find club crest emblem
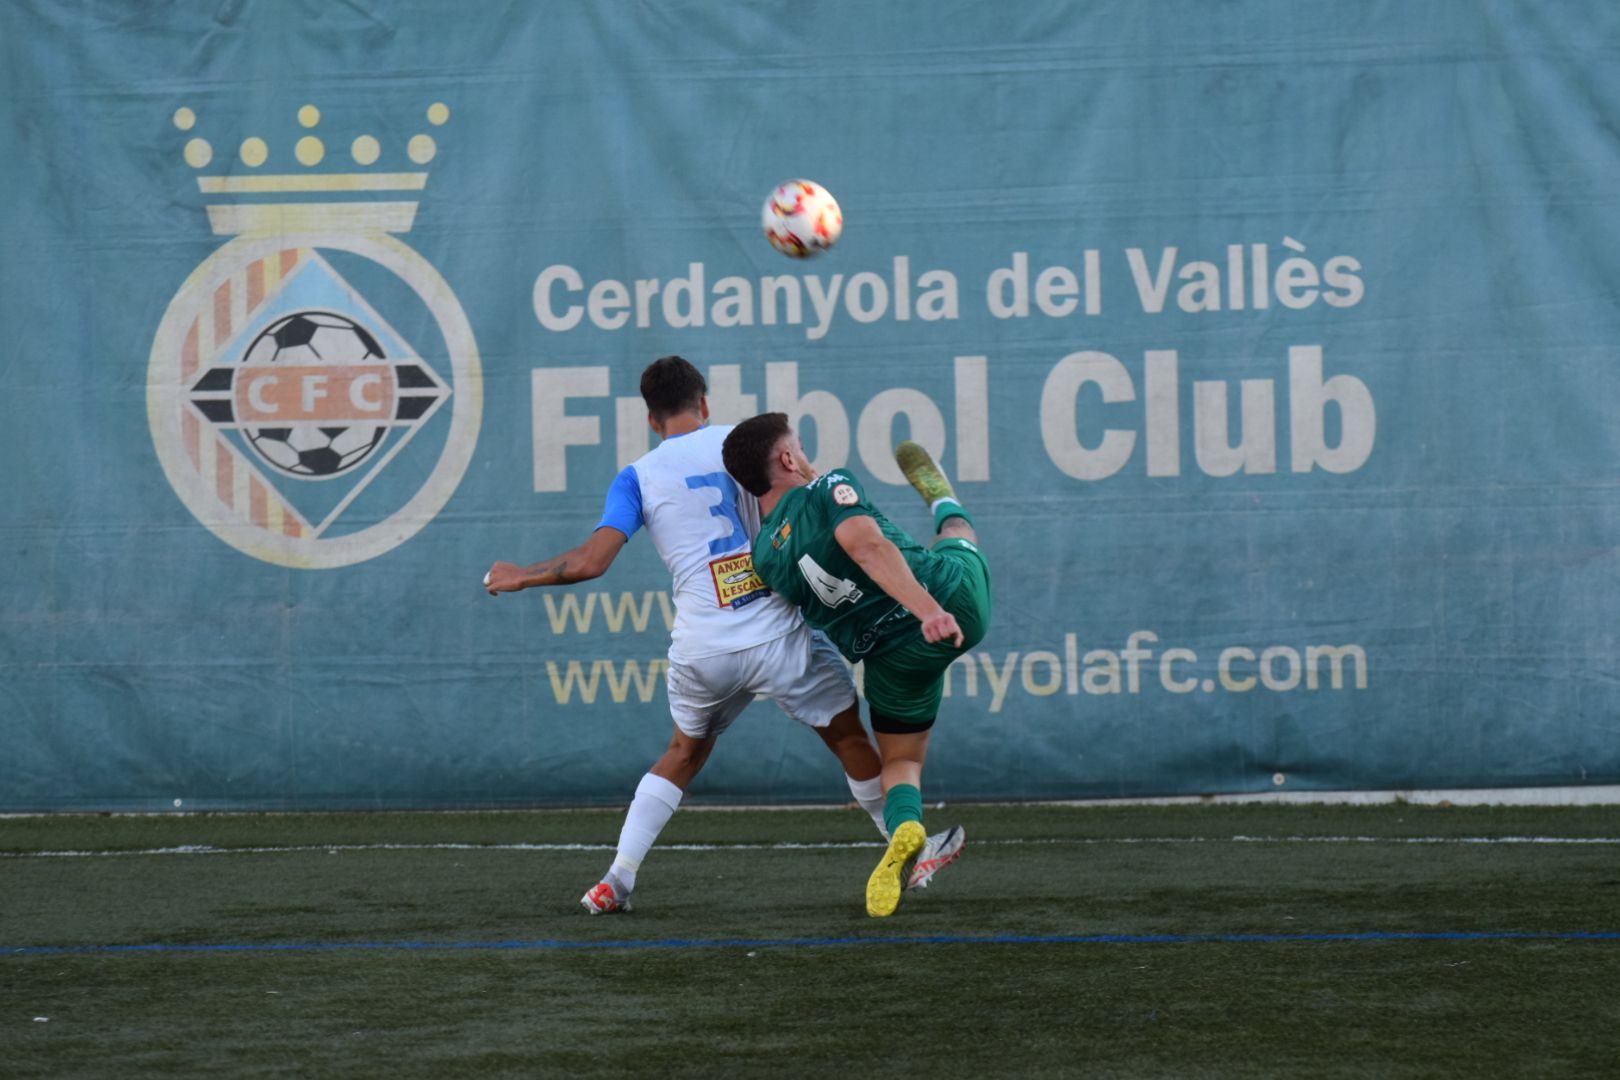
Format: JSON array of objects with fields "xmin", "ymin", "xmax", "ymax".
[{"xmin": 147, "ymin": 102, "xmax": 481, "ymax": 568}]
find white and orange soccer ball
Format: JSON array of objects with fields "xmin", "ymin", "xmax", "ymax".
[{"xmin": 761, "ymin": 179, "xmax": 842, "ymax": 257}]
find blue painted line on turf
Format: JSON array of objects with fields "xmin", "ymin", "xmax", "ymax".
[{"xmin": 5, "ymin": 930, "xmax": 1619, "ymax": 957}]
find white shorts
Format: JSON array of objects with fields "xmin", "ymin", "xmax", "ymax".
[{"xmin": 666, "ymin": 624, "xmax": 856, "ymax": 739}]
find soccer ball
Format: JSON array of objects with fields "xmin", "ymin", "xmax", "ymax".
[
  {"xmin": 242, "ymin": 311, "xmax": 388, "ymax": 479},
  {"xmin": 761, "ymin": 179, "xmax": 842, "ymax": 258}
]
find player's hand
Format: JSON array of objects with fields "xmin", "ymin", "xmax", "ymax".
[
  {"xmin": 920, "ymin": 609, "xmax": 964, "ymax": 648},
  {"xmin": 484, "ymin": 561, "xmax": 524, "ymax": 596}
]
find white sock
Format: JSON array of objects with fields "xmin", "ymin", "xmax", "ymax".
[
  {"xmin": 607, "ymin": 772, "xmax": 684, "ymax": 894},
  {"xmin": 847, "ymin": 773, "xmax": 888, "ymax": 840}
]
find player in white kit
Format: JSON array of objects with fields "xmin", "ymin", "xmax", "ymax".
[{"xmin": 485, "ymin": 357, "xmax": 963, "ymax": 913}]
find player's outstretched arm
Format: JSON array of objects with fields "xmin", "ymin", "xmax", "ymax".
[
  {"xmin": 833, "ymin": 516, "xmax": 964, "ymax": 647},
  {"xmin": 485, "ymin": 528, "xmax": 628, "ymax": 595}
]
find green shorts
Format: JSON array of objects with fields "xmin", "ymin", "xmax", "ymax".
[{"xmin": 863, "ymin": 537, "xmax": 992, "ymax": 728}]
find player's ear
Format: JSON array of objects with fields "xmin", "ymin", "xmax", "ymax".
[
  {"xmin": 699, "ymin": 396, "xmax": 710, "ymax": 422},
  {"xmin": 646, "ymin": 411, "xmax": 659, "ymax": 435}
]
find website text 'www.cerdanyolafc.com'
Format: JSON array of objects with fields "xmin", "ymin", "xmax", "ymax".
[{"xmin": 534, "ymin": 593, "xmax": 1369, "ymax": 710}]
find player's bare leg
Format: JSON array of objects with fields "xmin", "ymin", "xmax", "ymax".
[
  {"xmin": 648, "ymin": 728, "xmax": 718, "ymax": 788},
  {"xmin": 813, "ymin": 702, "xmax": 882, "ymax": 780},
  {"xmin": 896, "ymin": 441, "xmax": 976, "ymax": 544},
  {"xmin": 811, "ymin": 701, "xmax": 892, "ymax": 837},
  {"xmin": 873, "ymin": 727, "xmax": 931, "ymax": 793}
]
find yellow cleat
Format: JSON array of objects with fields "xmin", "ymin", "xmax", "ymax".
[
  {"xmin": 866, "ymin": 820, "xmax": 927, "ymax": 917},
  {"xmin": 895, "ymin": 441, "xmax": 956, "ymax": 506}
]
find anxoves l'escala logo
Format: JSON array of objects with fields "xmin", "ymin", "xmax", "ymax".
[{"xmin": 146, "ymin": 102, "xmax": 482, "ymax": 568}]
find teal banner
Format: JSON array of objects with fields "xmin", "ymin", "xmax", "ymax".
[{"xmin": 3, "ymin": 2, "xmax": 1618, "ymax": 810}]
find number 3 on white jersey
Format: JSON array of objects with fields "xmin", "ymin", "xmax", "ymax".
[{"xmin": 797, "ymin": 554, "xmax": 863, "ymax": 608}]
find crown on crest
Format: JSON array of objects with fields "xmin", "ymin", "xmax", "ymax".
[{"xmin": 173, "ymin": 102, "xmax": 449, "ymax": 235}]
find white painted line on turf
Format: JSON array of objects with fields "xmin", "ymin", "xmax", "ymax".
[{"xmin": 5, "ymin": 835, "xmax": 1620, "ymax": 859}]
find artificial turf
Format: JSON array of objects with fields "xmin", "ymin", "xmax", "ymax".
[{"xmin": 4, "ymin": 803, "xmax": 1619, "ymax": 1077}]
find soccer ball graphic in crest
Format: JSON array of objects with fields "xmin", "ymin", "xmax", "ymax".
[
  {"xmin": 761, "ymin": 179, "xmax": 842, "ymax": 258},
  {"xmin": 242, "ymin": 311, "xmax": 388, "ymax": 478}
]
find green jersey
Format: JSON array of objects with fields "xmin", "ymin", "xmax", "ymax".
[{"xmin": 753, "ymin": 469, "xmax": 964, "ymax": 661}]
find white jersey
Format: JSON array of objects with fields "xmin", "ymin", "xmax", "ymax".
[{"xmin": 596, "ymin": 424, "xmax": 802, "ymax": 662}]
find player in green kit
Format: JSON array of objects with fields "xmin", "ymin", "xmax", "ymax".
[{"xmin": 722, "ymin": 413, "xmax": 992, "ymax": 917}]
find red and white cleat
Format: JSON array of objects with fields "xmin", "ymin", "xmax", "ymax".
[
  {"xmin": 906, "ymin": 825, "xmax": 965, "ymax": 890},
  {"xmin": 580, "ymin": 880, "xmax": 633, "ymax": 915}
]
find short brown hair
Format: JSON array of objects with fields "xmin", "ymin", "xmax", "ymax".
[
  {"xmin": 639, "ymin": 355, "xmax": 706, "ymax": 420},
  {"xmin": 722, "ymin": 412, "xmax": 792, "ymax": 497}
]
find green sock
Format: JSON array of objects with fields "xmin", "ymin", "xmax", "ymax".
[
  {"xmin": 883, "ymin": 783, "xmax": 923, "ymax": 837},
  {"xmin": 932, "ymin": 499, "xmax": 974, "ymax": 534}
]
